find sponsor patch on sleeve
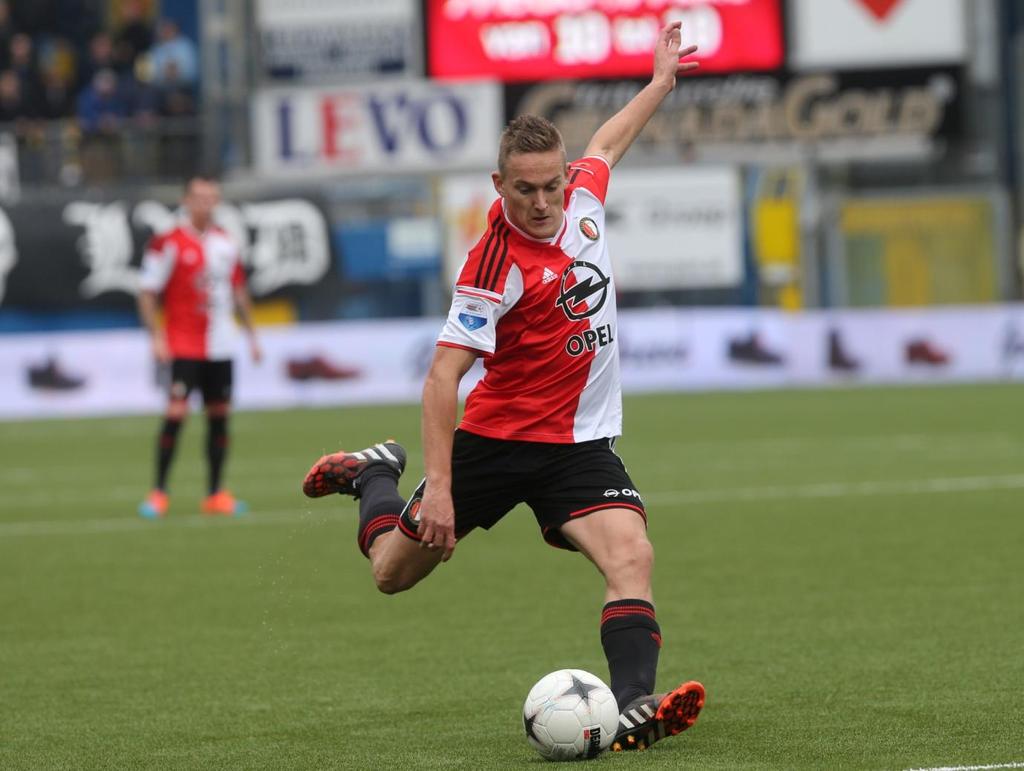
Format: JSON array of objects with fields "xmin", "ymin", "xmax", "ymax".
[{"xmin": 458, "ymin": 313, "xmax": 487, "ymax": 331}]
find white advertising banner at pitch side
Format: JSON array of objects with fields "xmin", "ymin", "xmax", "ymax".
[
  {"xmin": 789, "ymin": 0, "xmax": 966, "ymax": 70},
  {"xmin": 253, "ymin": 80, "xmax": 501, "ymax": 176},
  {"xmin": 3, "ymin": 306, "xmax": 1024, "ymax": 419}
]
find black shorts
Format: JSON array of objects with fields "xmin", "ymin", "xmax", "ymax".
[
  {"xmin": 168, "ymin": 359, "xmax": 233, "ymax": 405},
  {"xmin": 433, "ymin": 429, "xmax": 646, "ymax": 551}
]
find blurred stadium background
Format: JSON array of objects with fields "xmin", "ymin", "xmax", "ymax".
[
  {"xmin": 2, "ymin": 1, "xmax": 1024, "ymax": 769},
  {"xmin": 0, "ymin": 0, "xmax": 1022, "ymax": 410}
]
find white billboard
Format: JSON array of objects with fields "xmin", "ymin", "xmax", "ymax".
[
  {"xmin": 256, "ymin": 0, "xmax": 419, "ymax": 80},
  {"xmin": 256, "ymin": 0, "xmax": 412, "ymax": 25},
  {"xmin": 604, "ymin": 168, "xmax": 743, "ymax": 290},
  {"xmin": 253, "ymin": 81, "xmax": 501, "ymax": 177},
  {"xmin": 440, "ymin": 167, "xmax": 743, "ymax": 291},
  {"xmin": 790, "ymin": 0, "xmax": 966, "ymax": 70},
  {"xmin": 4, "ymin": 306, "xmax": 1024, "ymax": 420}
]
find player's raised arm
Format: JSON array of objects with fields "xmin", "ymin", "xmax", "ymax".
[{"xmin": 583, "ymin": 21, "xmax": 698, "ymax": 169}]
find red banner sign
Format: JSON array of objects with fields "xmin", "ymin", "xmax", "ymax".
[{"xmin": 427, "ymin": 0, "xmax": 784, "ymax": 81}]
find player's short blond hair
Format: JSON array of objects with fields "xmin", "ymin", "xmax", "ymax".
[{"xmin": 497, "ymin": 115, "xmax": 565, "ymax": 175}]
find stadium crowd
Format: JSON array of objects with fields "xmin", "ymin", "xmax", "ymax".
[{"xmin": 0, "ymin": 0, "xmax": 199, "ymax": 182}]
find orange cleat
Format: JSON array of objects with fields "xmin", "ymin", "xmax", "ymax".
[
  {"xmin": 302, "ymin": 441, "xmax": 406, "ymax": 499},
  {"xmin": 138, "ymin": 489, "xmax": 169, "ymax": 519},
  {"xmin": 610, "ymin": 681, "xmax": 705, "ymax": 752},
  {"xmin": 201, "ymin": 490, "xmax": 248, "ymax": 516}
]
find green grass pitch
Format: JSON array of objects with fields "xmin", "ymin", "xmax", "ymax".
[{"xmin": 1, "ymin": 385, "xmax": 1022, "ymax": 770}]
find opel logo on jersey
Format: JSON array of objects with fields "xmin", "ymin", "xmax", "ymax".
[
  {"xmin": 555, "ymin": 261, "xmax": 610, "ymax": 321},
  {"xmin": 579, "ymin": 217, "xmax": 600, "ymax": 241}
]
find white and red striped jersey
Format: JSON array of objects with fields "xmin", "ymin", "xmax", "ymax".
[
  {"xmin": 138, "ymin": 223, "xmax": 245, "ymax": 361},
  {"xmin": 438, "ymin": 156, "xmax": 622, "ymax": 444}
]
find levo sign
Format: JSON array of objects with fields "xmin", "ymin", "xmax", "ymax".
[
  {"xmin": 427, "ymin": 0, "xmax": 783, "ymax": 81},
  {"xmin": 252, "ymin": 81, "xmax": 501, "ymax": 175}
]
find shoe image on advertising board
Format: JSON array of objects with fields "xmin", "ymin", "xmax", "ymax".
[
  {"xmin": 1002, "ymin": 323, "xmax": 1024, "ymax": 365},
  {"xmin": 286, "ymin": 355, "xmax": 361, "ymax": 381},
  {"xmin": 727, "ymin": 332, "xmax": 784, "ymax": 366},
  {"xmin": 905, "ymin": 339, "xmax": 950, "ymax": 366},
  {"xmin": 827, "ymin": 329, "xmax": 860, "ymax": 372},
  {"xmin": 26, "ymin": 358, "xmax": 86, "ymax": 391}
]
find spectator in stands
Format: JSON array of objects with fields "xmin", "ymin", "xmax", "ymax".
[
  {"xmin": 8, "ymin": 33, "xmax": 42, "ymax": 114},
  {"xmin": 155, "ymin": 60, "xmax": 195, "ymax": 117},
  {"xmin": 77, "ymin": 66, "xmax": 132, "ymax": 181},
  {"xmin": 0, "ymin": 67, "xmax": 27, "ymax": 123},
  {"xmin": 78, "ymin": 31, "xmax": 116, "ymax": 91},
  {"xmin": 148, "ymin": 19, "xmax": 197, "ymax": 87},
  {"xmin": 0, "ymin": 2, "xmax": 15, "ymax": 71},
  {"xmin": 37, "ymin": 67, "xmax": 73, "ymax": 119},
  {"xmin": 113, "ymin": 0, "xmax": 152, "ymax": 74},
  {"xmin": 76, "ymin": 67, "xmax": 128, "ymax": 133}
]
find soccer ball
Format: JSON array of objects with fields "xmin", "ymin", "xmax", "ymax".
[{"xmin": 522, "ymin": 669, "xmax": 620, "ymax": 761}]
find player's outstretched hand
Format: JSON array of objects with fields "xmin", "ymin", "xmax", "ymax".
[
  {"xmin": 417, "ymin": 485, "xmax": 457, "ymax": 561},
  {"xmin": 653, "ymin": 21, "xmax": 699, "ymax": 89}
]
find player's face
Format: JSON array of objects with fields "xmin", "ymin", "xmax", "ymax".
[
  {"xmin": 184, "ymin": 179, "xmax": 221, "ymax": 230},
  {"xmin": 493, "ymin": 149, "xmax": 568, "ymax": 240}
]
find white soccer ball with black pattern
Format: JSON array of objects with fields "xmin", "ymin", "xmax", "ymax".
[{"xmin": 522, "ymin": 669, "xmax": 620, "ymax": 761}]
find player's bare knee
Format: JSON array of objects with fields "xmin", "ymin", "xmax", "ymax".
[
  {"xmin": 167, "ymin": 400, "xmax": 188, "ymax": 420},
  {"xmin": 205, "ymin": 401, "xmax": 229, "ymax": 418},
  {"xmin": 374, "ymin": 575, "xmax": 405, "ymax": 595},
  {"xmin": 372, "ymin": 559, "xmax": 421, "ymax": 595},
  {"xmin": 605, "ymin": 534, "xmax": 654, "ymax": 582},
  {"xmin": 372, "ymin": 563, "xmax": 405, "ymax": 594}
]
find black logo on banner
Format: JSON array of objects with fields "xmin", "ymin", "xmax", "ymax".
[{"xmin": 555, "ymin": 260, "xmax": 609, "ymax": 321}]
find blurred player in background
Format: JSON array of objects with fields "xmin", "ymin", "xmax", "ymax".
[
  {"xmin": 137, "ymin": 174, "xmax": 262, "ymax": 518},
  {"xmin": 303, "ymin": 21, "xmax": 703, "ymax": 753}
]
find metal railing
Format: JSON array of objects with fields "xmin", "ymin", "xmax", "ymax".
[{"xmin": 0, "ymin": 117, "xmax": 203, "ymax": 189}]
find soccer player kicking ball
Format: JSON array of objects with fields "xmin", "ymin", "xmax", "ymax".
[
  {"xmin": 137, "ymin": 174, "xmax": 262, "ymax": 518},
  {"xmin": 303, "ymin": 22, "xmax": 705, "ymax": 752}
]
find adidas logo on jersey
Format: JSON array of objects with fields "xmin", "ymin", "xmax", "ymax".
[{"xmin": 542, "ymin": 267, "xmax": 558, "ymax": 284}]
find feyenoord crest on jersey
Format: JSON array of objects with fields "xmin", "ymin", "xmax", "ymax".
[
  {"xmin": 556, "ymin": 261, "xmax": 611, "ymax": 321},
  {"xmin": 579, "ymin": 217, "xmax": 600, "ymax": 241}
]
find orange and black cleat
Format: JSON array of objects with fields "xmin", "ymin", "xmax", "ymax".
[
  {"xmin": 302, "ymin": 441, "xmax": 406, "ymax": 499},
  {"xmin": 201, "ymin": 490, "xmax": 248, "ymax": 516},
  {"xmin": 610, "ymin": 681, "xmax": 705, "ymax": 752},
  {"xmin": 138, "ymin": 489, "xmax": 168, "ymax": 519}
]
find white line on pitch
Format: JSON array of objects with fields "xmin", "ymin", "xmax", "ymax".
[
  {"xmin": 0, "ymin": 509, "xmax": 340, "ymax": 538},
  {"xmin": 905, "ymin": 762, "xmax": 1024, "ymax": 771},
  {"xmin": 642, "ymin": 474, "xmax": 1024, "ymax": 505},
  {"xmin": 2, "ymin": 472, "xmax": 1024, "ymax": 539}
]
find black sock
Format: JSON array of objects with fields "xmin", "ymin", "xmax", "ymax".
[
  {"xmin": 155, "ymin": 417, "xmax": 183, "ymax": 491},
  {"xmin": 355, "ymin": 466, "xmax": 404, "ymax": 558},
  {"xmin": 600, "ymin": 599, "xmax": 662, "ymax": 711},
  {"xmin": 206, "ymin": 415, "xmax": 228, "ymax": 494}
]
